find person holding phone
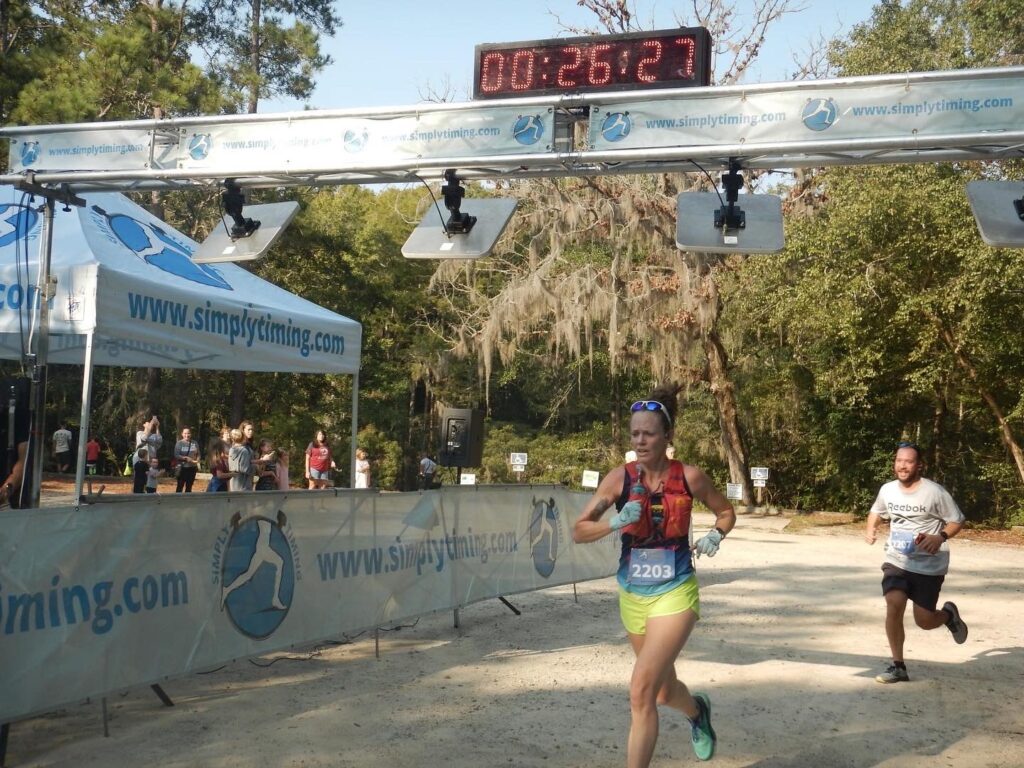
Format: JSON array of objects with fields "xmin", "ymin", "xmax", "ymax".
[{"xmin": 573, "ymin": 383, "xmax": 735, "ymax": 766}]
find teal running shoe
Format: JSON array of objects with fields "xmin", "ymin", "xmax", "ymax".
[{"xmin": 690, "ymin": 692, "xmax": 717, "ymax": 761}]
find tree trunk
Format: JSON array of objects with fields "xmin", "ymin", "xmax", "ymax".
[
  {"xmin": 938, "ymin": 323, "xmax": 1024, "ymax": 486},
  {"xmin": 230, "ymin": 371, "xmax": 246, "ymax": 427},
  {"xmin": 703, "ymin": 329, "xmax": 753, "ymax": 508}
]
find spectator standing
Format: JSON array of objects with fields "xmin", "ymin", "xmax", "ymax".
[
  {"xmin": 206, "ymin": 441, "xmax": 231, "ymax": 492},
  {"xmin": 53, "ymin": 423, "xmax": 73, "ymax": 473},
  {"xmin": 85, "ymin": 435, "xmax": 102, "ymax": 476},
  {"xmin": 228, "ymin": 429, "xmax": 253, "ymax": 492},
  {"xmin": 132, "ymin": 447, "xmax": 150, "ymax": 494},
  {"xmin": 305, "ymin": 430, "xmax": 333, "ymax": 489},
  {"xmin": 0, "ymin": 377, "xmax": 30, "ymax": 508},
  {"xmin": 354, "ymin": 448, "xmax": 371, "ymax": 489},
  {"xmin": 255, "ymin": 439, "xmax": 279, "ymax": 491},
  {"xmin": 135, "ymin": 416, "xmax": 163, "ymax": 463},
  {"xmin": 419, "ymin": 454, "xmax": 437, "ymax": 490},
  {"xmin": 173, "ymin": 427, "xmax": 201, "ymax": 493}
]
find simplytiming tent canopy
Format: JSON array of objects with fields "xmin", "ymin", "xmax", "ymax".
[{"xmin": 0, "ymin": 185, "xmax": 361, "ymax": 373}]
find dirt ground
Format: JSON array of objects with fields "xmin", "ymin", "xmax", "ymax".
[{"xmin": 7, "ymin": 507, "xmax": 1024, "ymax": 768}]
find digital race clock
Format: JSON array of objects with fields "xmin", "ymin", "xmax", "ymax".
[{"xmin": 473, "ymin": 27, "xmax": 712, "ymax": 100}]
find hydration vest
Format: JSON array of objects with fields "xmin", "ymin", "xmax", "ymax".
[{"xmin": 618, "ymin": 460, "xmax": 694, "ymax": 542}]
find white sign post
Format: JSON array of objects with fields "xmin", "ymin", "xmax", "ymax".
[
  {"xmin": 510, "ymin": 452, "xmax": 528, "ymax": 481},
  {"xmin": 750, "ymin": 467, "xmax": 769, "ymax": 505},
  {"xmin": 582, "ymin": 470, "xmax": 600, "ymax": 489},
  {"xmin": 726, "ymin": 482, "xmax": 743, "ymax": 500}
]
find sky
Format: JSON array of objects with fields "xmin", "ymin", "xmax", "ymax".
[{"xmin": 266, "ymin": 0, "xmax": 880, "ymax": 113}]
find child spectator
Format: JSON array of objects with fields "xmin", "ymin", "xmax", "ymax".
[
  {"xmin": 146, "ymin": 457, "xmax": 163, "ymax": 494},
  {"xmin": 132, "ymin": 447, "xmax": 149, "ymax": 494}
]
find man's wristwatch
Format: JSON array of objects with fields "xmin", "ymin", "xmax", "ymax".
[
  {"xmin": 939, "ymin": 531, "xmax": 949, "ymax": 541},
  {"xmin": 714, "ymin": 526, "xmax": 727, "ymax": 538}
]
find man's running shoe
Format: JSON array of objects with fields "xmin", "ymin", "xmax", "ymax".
[
  {"xmin": 875, "ymin": 664, "xmax": 909, "ymax": 684},
  {"xmin": 943, "ymin": 601, "xmax": 968, "ymax": 644},
  {"xmin": 690, "ymin": 692, "xmax": 717, "ymax": 761}
]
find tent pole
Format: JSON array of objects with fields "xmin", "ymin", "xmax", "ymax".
[
  {"xmin": 73, "ymin": 331, "xmax": 95, "ymax": 503},
  {"xmin": 350, "ymin": 370, "xmax": 359, "ymax": 489},
  {"xmin": 25, "ymin": 197, "xmax": 56, "ymax": 510}
]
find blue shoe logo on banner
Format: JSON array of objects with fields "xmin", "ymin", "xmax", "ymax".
[
  {"xmin": 19, "ymin": 141, "xmax": 40, "ymax": 167},
  {"xmin": 343, "ymin": 129, "xmax": 368, "ymax": 153},
  {"xmin": 600, "ymin": 112, "xmax": 632, "ymax": 143},
  {"xmin": 802, "ymin": 98, "xmax": 839, "ymax": 131},
  {"xmin": 0, "ymin": 204, "xmax": 40, "ymax": 247},
  {"xmin": 529, "ymin": 496, "xmax": 561, "ymax": 578},
  {"xmin": 187, "ymin": 133, "xmax": 212, "ymax": 161},
  {"xmin": 512, "ymin": 115, "xmax": 544, "ymax": 145},
  {"xmin": 221, "ymin": 514, "xmax": 295, "ymax": 640},
  {"xmin": 94, "ymin": 205, "xmax": 232, "ymax": 290}
]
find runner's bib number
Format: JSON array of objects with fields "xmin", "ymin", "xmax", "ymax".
[
  {"xmin": 889, "ymin": 529, "xmax": 916, "ymax": 555},
  {"xmin": 628, "ymin": 548, "xmax": 675, "ymax": 585}
]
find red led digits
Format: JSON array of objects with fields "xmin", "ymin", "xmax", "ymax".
[
  {"xmin": 510, "ymin": 49, "xmax": 536, "ymax": 91},
  {"xmin": 637, "ymin": 40, "xmax": 662, "ymax": 82},
  {"xmin": 556, "ymin": 46, "xmax": 583, "ymax": 87},
  {"xmin": 479, "ymin": 51, "xmax": 504, "ymax": 94},
  {"xmin": 673, "ymin": 36, "xmax": 695, "ymax": 78},
  {"xmin": 474, "ymin": 28, "xmax": 711, "ymax": 99},
  {"xmin": 587, "ymin": 43, "xmax": 613, "ymax": 85}
]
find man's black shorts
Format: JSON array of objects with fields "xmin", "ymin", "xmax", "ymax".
[{"xmin": 881, "ymin": 563, "xmax": 945, "ymax": 611}]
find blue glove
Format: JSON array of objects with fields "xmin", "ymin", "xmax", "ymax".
[
  {"xmin": 693, "ymin": 528, "xmax": 724, "ymax": 558},
  {"xmin": 608, "ymin": 501, "xmax": 643, "ymax": 531}
]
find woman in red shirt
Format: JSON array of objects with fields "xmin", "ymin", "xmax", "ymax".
[{"xmin": 305, "ymin": 430, "xmax": 333, "ymax": 489}]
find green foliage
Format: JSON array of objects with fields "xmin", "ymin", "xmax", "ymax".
[{"xmin": 477, "ymin": 420, "xmax": 617, "ymax": 488}]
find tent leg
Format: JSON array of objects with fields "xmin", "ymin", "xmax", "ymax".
[
  {"xmin": 0, "ymin": 721, "xmax": 9, "ymax": 767},
  {"xmin": 74, "ymin": 331, "xmax": 95, "ymax": 504},
  {"xmin": 350, "ymin": 370, "xmax": 359, "ymax": 488},
  {"xmin": 25, "ymin": 197, "xmax": 57, "ymax": 511},
  {"xmin": 150, "ymin": 684, "xmax": 174, "ymax": 707}
]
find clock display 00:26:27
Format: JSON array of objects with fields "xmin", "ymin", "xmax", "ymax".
[{"xmin": 473, "ymin": 28, "xmax": 712, "ymax": 99}]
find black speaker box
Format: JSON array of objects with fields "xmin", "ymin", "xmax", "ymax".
[{"xmin": 438, "ymin": 408, "xmax": 485, "ymax": 468}]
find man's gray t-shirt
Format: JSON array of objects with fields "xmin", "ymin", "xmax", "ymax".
[{"xmin": 871, "ymin": 478, "xmax": 964, "ymax": 575}]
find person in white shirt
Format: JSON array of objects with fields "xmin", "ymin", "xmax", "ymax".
[
  {"xmin": 52, "ymin": 423, "xmax": 73, "ymax": 473},
  {"xmin": 419, "ymin": 454, "xmax": 437, "ymax": 489},
  {"xmin": 354, "ymin": 448, "xmax": 371, "ymax": 489},
  {"xmin": 865, "ymin": 441, "xmax": 969, "ymax": 684}
]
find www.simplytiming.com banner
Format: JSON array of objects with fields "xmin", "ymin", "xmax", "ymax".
[
  {"xmin": 0, "ymin": 485, "xmax": 617, "ymax": 723},
  {"xmin": 7, "ymin": 68, "xmax": 1024, "ymax": 177},
  {"xmin": 588, "ymin": 75, "xmax": 1023, "ymax": 150}
]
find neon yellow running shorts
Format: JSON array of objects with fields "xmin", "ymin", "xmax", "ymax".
[{"xmin": 618, "ymin": 575, "xmax": 700, "ymax": 635}]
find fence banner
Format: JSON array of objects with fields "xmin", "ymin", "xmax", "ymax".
[{"xmin": 0, "ymin": 485, "xmax": 616, "ymax": 723}]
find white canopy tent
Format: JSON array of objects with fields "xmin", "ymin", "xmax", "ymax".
[{"xmin": 0, "ymin": 185, "xmax": 362, "ymax": 499}]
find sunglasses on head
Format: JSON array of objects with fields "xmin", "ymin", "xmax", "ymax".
[{"xmin": 630, "ymin": 400, "xmax": 667, "ymax": 414}]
